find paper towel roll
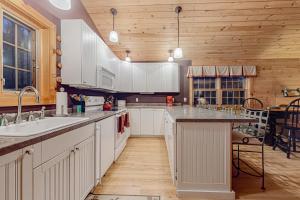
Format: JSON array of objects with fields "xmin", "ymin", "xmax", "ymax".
[{"xmin": 56, "ymin": 92, "xmax": 68, "ymax": 116}]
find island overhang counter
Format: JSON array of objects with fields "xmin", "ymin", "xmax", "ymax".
[{"xmin": 165, "ymin": 106, "xmax": 257, "ymax": 200}]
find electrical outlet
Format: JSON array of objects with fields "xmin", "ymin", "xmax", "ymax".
[
  {"xmin": 184, "ymin": 97, "xmax": 187, "ymax": 103},
  {"xmin": 135, "ymin": 98, "xmax": 139, "ymax": 102}
]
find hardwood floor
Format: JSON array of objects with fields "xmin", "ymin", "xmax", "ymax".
[{"xmin": 93, "ymin": 137, "xmax": 300, "ymax": 200}]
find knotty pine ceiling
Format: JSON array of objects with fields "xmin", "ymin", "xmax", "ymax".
[{"xmin": 80, "ymin": 0, "xmax": 300, "ymax": 62}]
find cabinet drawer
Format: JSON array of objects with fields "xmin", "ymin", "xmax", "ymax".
[{"xmin": 42, "ymin": 124, "xmax": 94, "ymax": 163}]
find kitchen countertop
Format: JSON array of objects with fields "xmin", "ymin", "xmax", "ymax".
[
  {"xmin": 0, "ymin": 105, "xmax": 256, "ymax": 156},
  {"xmin": 0, "ymin": 109, "xmax": 122, "ymax": 156}
]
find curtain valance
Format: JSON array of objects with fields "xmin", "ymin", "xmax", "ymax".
[{"xmin": 187, "ymin": 65, "xmax": 257, "ymax": 77}]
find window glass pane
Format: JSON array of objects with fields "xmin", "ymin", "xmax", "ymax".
[
  {"xmin": 234, "ymin": 98, "xmax": 239, "ymax": 105},
  {"xmin": 18, "ymin": 71, "xmax": 32, "ymax": 89},
  {"xmin": 228, "ymin": 91, "xmax": 233, "ymax": 98},
  {"xmin": 222, "ymin": 98, "xmax": 227, "ymax": 105},
  {"xmin": 211, "ymin": 98, "xmax": 216, "ymax": 105},
  {"xmin": 17, "ymin": 25, "xmax": 32, "ymax": 50},
  {"xmin": 18, "ymin": 49, "xmax": 32, "ymax": 70},
  {"xmin": 3, "ymin": 67, "xmax": 16, "ymax": 90},
  {"xmin": 3, "ymin": 17, "xmax": 15, "ymax": 44},
  {"xmin": 228, "ymin": 98, "xmax": 233, "ymax": 105},
  {"xmin": 3, "ymin": 43, "xmax": 15, "ymax": 66},
  {"xmin": 233, "ymin": 91, "xmax": 240, "ymax": 98}
]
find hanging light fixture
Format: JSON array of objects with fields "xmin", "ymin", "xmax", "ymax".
[
  {"xmin": 168, "ymin": 50, "xmax": 174, "ymax": 62},
  {"xmin": 49, "ymin": 0, "xmax": 71, "ymax": 10},
  {"xmin": 109, "ymin": 8, "xmax": 119, "ymax": 43},
  {"xmin": 174, "ymin": 6, "xmax": 183, "ymax": 59},
  {"xmin": 125, "ymin": 50, "xmax": 131, "ymax": 62}
]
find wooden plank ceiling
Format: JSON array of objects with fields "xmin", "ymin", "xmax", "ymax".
[{"xmin": 80, "ymin": 0, "xmax": 300, "ymax": 62}]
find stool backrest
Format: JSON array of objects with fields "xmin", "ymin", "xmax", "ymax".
[
  {"xmin": 242, "ymin": 98, "xmax": 264, "ymax": 110},
  {"xmin": 284, "ymin": 98, "xmax": 300, "ymax": 129},
  {"xmin": 248, "ymin": 109, "xmax": 270, "ymax": 137}
]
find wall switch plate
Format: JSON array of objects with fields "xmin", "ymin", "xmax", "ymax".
[{"xmin": 135, "ymin": 98, "xmax": 139, "ymax": 102}]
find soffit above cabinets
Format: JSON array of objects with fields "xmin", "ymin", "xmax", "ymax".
[{"xmin": 80, "ymin": 0, "xmax": 300, "ymax": 62}]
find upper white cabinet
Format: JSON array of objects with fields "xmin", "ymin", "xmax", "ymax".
[
  {"xmin": 132, "ymin": 63, "xmax": 179, "ymax": 93},
  {"xmin": 118, "ymin": 61, "xmax": 133, "ymax": 92},
  {"xmin": 162, "ymin": 63, "xmax": 180, "ymax": 92},
  {"xmin": 61, "ymin": 19, "xmax": 97, "ymax": 87},
  {"xmin": 132, "ymin": 63, "xmax": 148, "ymax": 92}
]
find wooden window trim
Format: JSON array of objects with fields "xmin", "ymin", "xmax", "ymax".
[{"xmin": 0, "ymin": 0, "xmax": 56, "ymax": 107}]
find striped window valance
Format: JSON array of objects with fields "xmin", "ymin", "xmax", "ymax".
[{"xmin": 187, "ymin": 65, "xmax": 256, "ymax": 77}]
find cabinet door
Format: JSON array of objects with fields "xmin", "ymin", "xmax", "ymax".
[
  {"xmin": 140, "ymin": 109, "xmax": 154, "ymax": 135},
  {"xmin": 95, "ymin": 122, "xmax": 101, "ymax": 184},
  {"xmin": 0, "ymin": 150, "xmax": 22, "ymax": 200},
  {"xmin": 146, "ymin": 64, "xmax": 163, "ymax": 92},
  {"xmin": 74, "ymin": 136, "xmax": 95, "ymax": 200},
  {"xmin": 34, "ymin": 150, "xmax": 71, "ymax": 200},
  {"xmin": 132, "ymin": 63, "xmax": 147, "ymax": 92},
  {"xmin": 81, "ymin": 22, "xmax": 97, "ymax": 87},
  {"xmin": 153, "ymin": 109, "xmax": 165, "ymax": 135},
  {"xmin": 129, "ymin": 109, "xmax": 141, "ymax": 136},
  {"xmin": 119, "ymin": 61, "xmax": 133, "ymax": 92},
  {"xmin": 162, "ymin": 63, "xmax": 179, "ymax": 92},
  {"xmin": 100, "ymin": 116, "xmax": 115, "ymax": 177}
]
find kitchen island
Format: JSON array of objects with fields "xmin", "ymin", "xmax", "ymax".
[{"xmin": 165, "ymin": 106, "xmax": 256, "ymax": 200}]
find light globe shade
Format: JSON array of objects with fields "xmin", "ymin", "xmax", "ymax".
[
  {"xmin": 174, "ymin": 48, "xmax": 183, "ymax": 59},
  {"xmin": 168, "ymin": 56, "xmax": 174, "ymax": 62},
  {"xmin": 49, "ymin": 0, "xmax": 71, "ymax": 10},
  {"xmin": 109, "ymin": 31, "xmax": 119, "ymax": 43},
  {"xmin": 125, "ymin": 56, "xmax": 131, "ymax": 62}
]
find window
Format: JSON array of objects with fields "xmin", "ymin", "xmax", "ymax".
[
  {"xmin": 2, "ymin": 13, "xmax": 36, "ymax": 91},
  {"xmin": 221, "ymin": 77, "xmax": 245, "ymax": 105},
  {"xmin": 193, "ymin": 77, "xmax": 217, "ymax": 105}
]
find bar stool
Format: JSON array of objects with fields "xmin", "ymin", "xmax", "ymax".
[{"xmin": 273, "ymin": 98, "xmax": 300, "ymax": 158}]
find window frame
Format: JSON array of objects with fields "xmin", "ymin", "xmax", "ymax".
[
  {"xmin": 193, "ymin": 77, "xmax": 217, "ymax": 105},
  {"xmin": 191, "ymin": 76, "xmax": 250, "ymax": 106},
  {"xmin": 3, "ymin": 12, "xmax": 37, "ymax": 91},
  {"xmin": 0, "ymin": 0, "xmax": 56, "ymax": 106}
]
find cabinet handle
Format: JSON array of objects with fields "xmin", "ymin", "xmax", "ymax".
[
  {"xmin": 75, "ymin": 147, "xmax": 80, "ymax": 151},
  {"xmin": 71, "ymin": 149, "xmax": 75, "ymax": 153},
  {"xmin": 25, "ymin": 149, "xmax": 34, "ymax": 155}
]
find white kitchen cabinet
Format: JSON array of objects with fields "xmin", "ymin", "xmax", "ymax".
[
  {"xmin": 162, "ymin": 63, "xmax": 179, "ymax": 92},
  {"xmin": 34, "ymin": 150, "xmax": 72, "ymax": 200},
  {"xmin": 164, "ymin": 112, "xmax": 176, "ymax": 183},
  {"xmin": 118, "ymin": 61, "xmax": 133, "ymax": 92},
  {"xmin": 153, "ymin": 109, "xmax": 165, "ymax": 135},
  {"xmin": 74, "ymin": 136, "xmax": 95, "ymax": 200},
  {"xmin": 132, "ymin": 63, "xmax": 147, "ymax": 92},
  {"xmin": 61, "ymin": 19, "xmax": 97, "ymax": 87},
  {"xmin": 129, "ymin": 109, "xmax": 141, "ymax": 136},
  {"xmin": 0, "ymin": 146, "xmax": 35, "ymax": 200},
  {"xmin": 100, "ymin": 116, "xmax": 115, "ymax": 177},
  {"xmin": 140, "ymin": 109, "xmax": 154, "ymax": 135},
  {"xmin": 146, "ymin": 64, "xmax": 163, "ymax": 92},
  {"xmin": 0, "ymin": 150, "xmax": 22, "ymax": 200}
]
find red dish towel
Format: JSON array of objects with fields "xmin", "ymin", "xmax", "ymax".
[
  {"xmin": 118, "ymin": 115, "xmax": 125, "ymax": 134},
  {"xmin": 125, "ymin": 112, "xmax": 130, "ymax": 128}
]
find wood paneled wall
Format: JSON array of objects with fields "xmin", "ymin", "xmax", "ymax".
[{"xmin": 192, "ymin": 58, "xmax": 300, "ymax": 107}]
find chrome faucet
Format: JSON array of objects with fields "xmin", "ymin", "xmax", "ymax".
[{"xmin": 15, "ymin": 86, "xmax": 40, "ymax": 124}]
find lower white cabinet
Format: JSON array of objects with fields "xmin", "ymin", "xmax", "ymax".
[
  {"xmin": 129, "ymin": 109, "xmax": 141, "ymax": 136},
  {"xmin": 164, "ymin": 112, "xmax": 176, "ymax": 183},
  {"xmin": 129, "ymin": 108, "xmax": 165, "ymax": 136},
  {"xmin": 0, "ymin": 146, "xmax": 34, "ymax": 200},
  {"xmin": 74, "ymin": 136, "xmax": 95, "ymax": 200},
  {"xmin": 141, "ymin": 109, "xmax": 154, "ymax": 135},
  {"xmin": 100, "ymin": 116, "xmax": 115, "ymax": 177},
  {"xmin": 33, "ymin": 124, "xmax": 95, "ymax": 200},
  {"xmin": 34, "ymin": 150, "xmax": 72, "ymax": 200}
]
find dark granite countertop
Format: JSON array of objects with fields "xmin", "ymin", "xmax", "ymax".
[{"xmin": 0, "ymin": 109, "xmax": 122, "ymax": 156}]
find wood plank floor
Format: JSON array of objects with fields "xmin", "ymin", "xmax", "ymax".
[{"xmin": 93, "ymin": 137, "xmax": 300, "ymax": 200}]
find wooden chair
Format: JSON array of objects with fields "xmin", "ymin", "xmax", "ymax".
[
  {"xmin": 232, "ymin": 109, "xmax": 269, "ymax": 190},
  {"xmin": 273, "ymin": 98, "xmax": 300, "ymax": 158},
  {"xmin": 242, "ymin": 97, "xmax": 264, "ymax": 110}
]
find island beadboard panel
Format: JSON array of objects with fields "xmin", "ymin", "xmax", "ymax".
[{"xmin": 191, "ymin": 58, "xmax": 300, "ymax": 107}]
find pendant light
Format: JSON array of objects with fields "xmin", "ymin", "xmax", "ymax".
[
  {"xmin": 49, "ymin": 0, "xmax": 71, "ymax": 10},
  {"xmin": 168, "ymin": 50, "xmax": 174, "ymax": 62},
  {"xmin": 125, "ymin": 50, "xmax": 131, "ymax": 62},
  {"xmin": 109, "ymin": 8, "xmax": 119, "ymax": 43},
  {"xmin": 174, "ymin": 6, "xmax": 183, "ymax": 59}
]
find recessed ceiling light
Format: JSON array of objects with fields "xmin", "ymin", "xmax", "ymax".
[{"xmin": 49, "ymin": 0, "xmax": 71, "ymax": 10}]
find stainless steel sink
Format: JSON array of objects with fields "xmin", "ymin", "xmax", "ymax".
[{"xmin": 0, "ymin": 117, "xmax": 89, "ymax": 137}]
